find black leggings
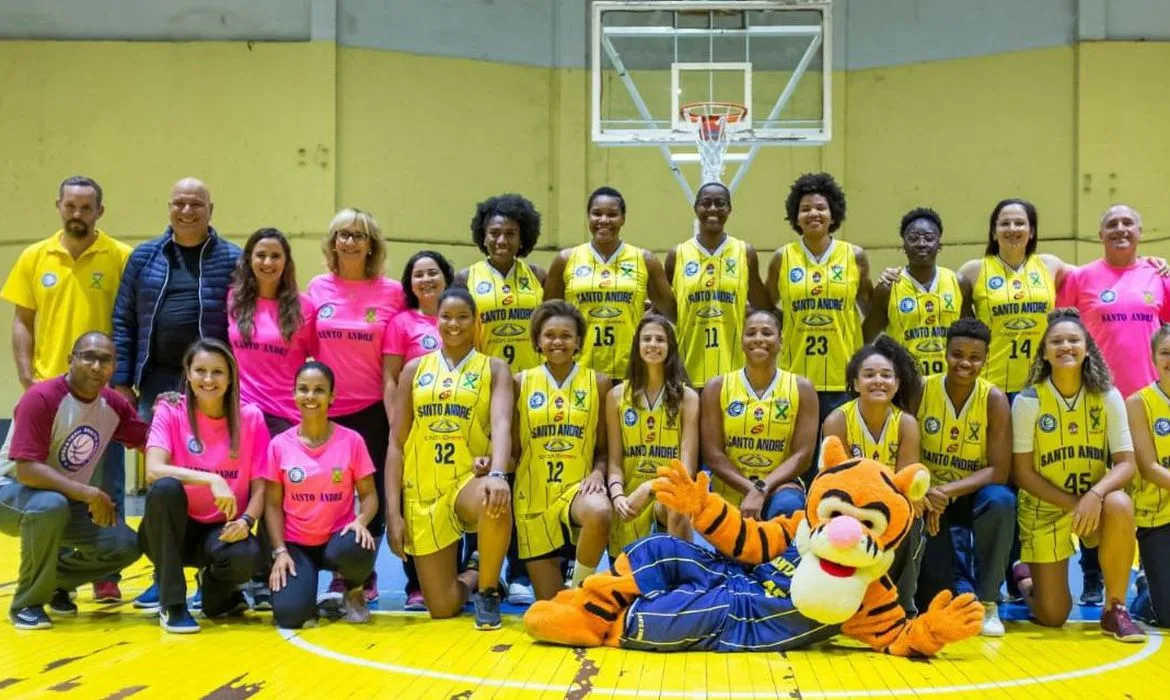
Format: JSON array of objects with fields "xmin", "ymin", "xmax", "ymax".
[
  {"xmin": 271, "ymin": 531, "xmax": 377, "ymax": 629},
  {"xmin": 334, "ymin": 402, "xmax": 390, "ymax": 537},
  {"xmin": 1135, "ymin": 524, "xmax": 1170, "ymax": 626},
  {"xmin": 138, "ymin": 478, "xmax": 259, "ymax": 614}
]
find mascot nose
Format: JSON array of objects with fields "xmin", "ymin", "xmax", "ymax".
[{"xmin": 825, "ymin": 515, "xmax": 863, "ymax": 549}]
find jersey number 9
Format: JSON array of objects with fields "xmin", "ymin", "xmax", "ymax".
[{"xmin": 503, "ymin": 345, "xmax": 516, "ymax": 364}]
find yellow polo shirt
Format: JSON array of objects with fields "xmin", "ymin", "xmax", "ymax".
[{"xmin": 1, "ymin": 230, "xmax": 132, "ymax": 380}]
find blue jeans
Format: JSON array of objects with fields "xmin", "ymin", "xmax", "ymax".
[
  {"xmin": 918, "ymin": 484, "xmax": 1017, "ymax": 606},
  {"xmin": 761, "ymin": 485, "xmax": 806, "ymax": 521}
]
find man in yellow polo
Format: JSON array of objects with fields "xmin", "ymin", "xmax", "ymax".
[{"xmin": 1, "ymin": 175, "xmax": 133, "ymax": 604}]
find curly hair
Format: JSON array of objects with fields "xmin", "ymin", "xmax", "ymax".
[
  {"xmin": 784, "ymin": 172, "xmax": 846, "ymax": 235},
  {"xmin": 587, "ymin": 186, "xmax": 627, "ymax": 215},
  {"xmin": 845, "ymin": 336, "xmax": 922, "ymax": 412},
  {"xmin": 1026, "ymin": 308, "xmax": 1112, "ymax": 393},
  {"xmin": 945, "ymin": 317, "xmax": 991, "ymax": 348},
  {"xmin": 401, "ymin": 250, "xmax": 455, "ymax": 310},
  {"xmin": 322, "ymin": 208, "xmax": 387, "ymax": 279},
  {"xmin": 900, "ymin": 207, "xmax": 943, "ymax": 238},
  {"xmin": 230, "ymin": 228, "xmax": 304, "ymax": 344},
  {"xmin": 625, "ymin": 314, "xmax": 690, "ymax": 424},
  {"xmin": 470, "ymin": 193, "xmax": 542, "ymax": 258},
  {"xmin": 529, "ymin": 300, "xmax": 586, "ymax": 354},
  {"xmin": 985, "ymin": 198, "xmax": 1038, "ymax": 257}
]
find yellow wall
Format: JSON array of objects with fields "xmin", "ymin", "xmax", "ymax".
[{"xmin": 0, "ymin": 39, "xmax": 1165, "ymax": 413}]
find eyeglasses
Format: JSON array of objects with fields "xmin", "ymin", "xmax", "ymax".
[
  {"xmin": 73, "ymin": 351, "xmax": 114, "ymax": 367},
  {"xmin": 903, "ymin": 232, "xmax": 940, "ymax": 245},
  {"xmin": 336, "ymin": 230, "xmax": 369, "ymax": 243}
]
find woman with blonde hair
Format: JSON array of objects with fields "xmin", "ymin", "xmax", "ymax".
[{"xmin": 306, "ymin": 208, "xmax": 405, "ymax": 602}]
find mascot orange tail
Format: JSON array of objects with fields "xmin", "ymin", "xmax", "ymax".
[{"xmin": 523, "ymin": 554, "xmax": 639, "ymax": 647}]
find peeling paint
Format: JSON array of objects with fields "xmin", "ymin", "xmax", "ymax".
[
  {"xmin": 200, "ymin": 674, "xmax": 264, "ymax": 699},
  {"xmin": 43, "ymin": 641, "xmax": 129, "ymax": 672},
  {"xmin": 101, "ymin": 686, "xmax": 148, "ymax": 700},
  {"xmin": 564, "ymin": 647, "xmax": 598, "ymax": 700},
  {"xmin": 48, "ymin": 675, "xmax": 82, "ymax": 691},
  {"xmin": 0, "ymin": 678, "xmax": 24, "ymax": 690},
  {"xmin": 490, "ymin": 644, "xmax": 512, "ymax": 652}
]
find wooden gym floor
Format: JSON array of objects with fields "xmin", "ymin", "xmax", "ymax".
[{"xmin": 0, "ymin": 520, "xmax": 1165, "ymax": 699}]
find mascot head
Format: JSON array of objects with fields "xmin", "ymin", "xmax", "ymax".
[{"xmin": 790, "ymin": 436, "xmax": 929, "ymax": 624}]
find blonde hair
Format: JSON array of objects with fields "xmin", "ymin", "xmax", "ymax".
[{"xmin": 322, "ymin": 208, "xmax": 387, "ymax": 279}]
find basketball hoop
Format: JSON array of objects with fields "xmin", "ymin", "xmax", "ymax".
[{"xmin": 680, "ymin": 101, "xmax": 748, "ymax": 184}]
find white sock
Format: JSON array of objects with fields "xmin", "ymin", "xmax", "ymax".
[{"xmin": 571, "ymin": 561, "xmax": 596, "ymax": 588}]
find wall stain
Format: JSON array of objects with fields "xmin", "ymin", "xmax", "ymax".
[
  {"xmin": 48, "ymin": 675, "xmax": 82, "ymax": 691},
  {"xmin": 43, "ymin": 642, "xmax": 130, "ymax": 672},
  {"xmin": 200, "ymin": 674, "xmax": 264, "ymax": 699},
  {"xmin": 102, "ymin": 686, "xmax": 148, "ymax": 700},
  {"xmin": 564, "ymin": 647, "xmax": 598, "ymax": 700}
]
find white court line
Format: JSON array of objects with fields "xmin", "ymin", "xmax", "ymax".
[{"xmin": 277, "ymin": 615, "xmax": 1164, "ymax": 698}]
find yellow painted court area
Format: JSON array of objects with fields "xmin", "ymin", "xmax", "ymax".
[{"xmin": 0, "ymin": 539, "xmax": 1165, "ymax": 700}]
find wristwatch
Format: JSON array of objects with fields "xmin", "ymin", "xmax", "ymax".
[
  {"xmin": 488, "ymin": 470, "xmax": 507, "ymax": 479},
  {"xmin": 752, "ymin": 477, "xmax": 768, "ymax": 493},
  {"xmin": 271, "ymin": 547, "xmax": 287, "ymax": 560}
]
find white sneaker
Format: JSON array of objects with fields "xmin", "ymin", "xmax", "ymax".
[
  {"xmin": 981, "ymin": 601, "xmax": 1005, "ymax": 637},
  {"xmin": 506, "ymin": 581, "xmax": 535, "ymax": 605}
]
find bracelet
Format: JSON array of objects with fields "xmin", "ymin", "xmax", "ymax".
[
  {"xmin": 488, "ymin": 470, "xmax": 507, "ymax": 479},
  {"xmin": 240, "ymin": 513, "xmax": 255, "ymax": 528},
  {"xmin": 1087, "ymin": 489, "xmax": 1104, "ymax": 501},
  {"xmin": 271, "ymin": 547, "xmax": 287, "ymax": 561}
]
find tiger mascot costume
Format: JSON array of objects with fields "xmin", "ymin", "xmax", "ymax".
[{"xmin": 524, "ymin": 436, "xmax": 983, "ymax": 655}]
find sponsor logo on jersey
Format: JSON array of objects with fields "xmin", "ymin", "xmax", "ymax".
[
  {"xmin": 1003, "ymin": 317, "xmax": 1037, "ymax": 331},
  {"xmin": 1068, "ymin": 422, "xmax": 1078, "ymax": 435},
  {"xmin": 967, "ymin": 422, "xmax": 981, "ymax": 440},
  {"xmin": 942, "ymin": 292, "xmax": 955, "ymax": 310},
  {"xmin": 574, "ymin": 264, "xmax": 591, "ymax": 278},
  {"xmin": 364, "ymin": 308, "xmax": 378, "ymax": 323},
  {"xmin": 898, "ymin": 297, "xmax": 916, "ymax": 313},
  {"xmin": 1155, "ymin": 418, "xmax": 1170, "ymax": 437},
  {"xmin": 724, "ymin": 258, "xmax": 737, "ymax": 275},
  {"xmin": 1038, "ymin": 413, "xmax": 1057, "ymax": 433},
  {"xmin": 288, "ymin": 467, "xmax": 306, "ymax": 484},
  {"xmin": 491, "ymin": 323, "xmax": 526, "ymax": 337},
  {"xmin": 332, "ymin": 467, "xmax": 344, "ymax": 484},
  {"xmin": 41, "ymin": 272, "xmax": 57, "ymax": 288},
  {"xmin": 695, "ymin": 306, "xmax": 723, "ymax": 318},
  {"xmin": 428, "ymin": 418, "xmax": 461, "ymax": 434},
  {"xmin": 774, "ymin": 399, "xmax": 791, "ymax": 421},
  {"xmin": 924, "ymin": 417, "xmax": 941, "ymax": 434},
  {"xmin": 727, "ymin": 400, "xmax": 745, "ymax": 418},
  {"xmin": 623, "ymin": 408, "xmax": 638, "ymax": 426},
  {"xmin": 574, "ymin": 389, "xmax": 587, "ymax": 409},
  {"xmin": 789, "ymin": 268, "xmax": 805, "ymax": 283},
  {"xmin": 529, "ymin": 392, "xmax": 546, "ymax": 409},
  {"xmin": 801, "ymin": 313, "xmax": 833, "ymax": 327},
  {"xmin": 317, "ymin": 303, "xmax": 335, "ymax": 319},
  {"xmin": 554, "ymin": 396, "xmax": 564, "ymax": 409},
  {"xmin": 830, "ymin": 264, "xmax": 844, "ymax": 282},
  {"xmin": 187, "ymin": 437, "xmax": 204, "ymax": 454},
  {"xmin": 421, "ymin": 335, "xmax": 439, "ymax": 350},
  {"xmin": 619, "ymin": 262, "xmax": 635, "ymax": 278},
  {"xmin": 684, "ymin": 260, "xmax": 700, "ymax": 277},
  {"xmin": 1099, "ymin": 289, "xmax": 1117, "ymax": 304},
  {"xmin": 1089, "ymin": 406, "xmax": 1103, "ymax": 432},
  {"xmin": 753, "ymin": 406, "xmax": 766, "ymax": 422},
  {"xmin": 418, "ymin": 372, "xmax": 435, "ymax": 387},
  {"xmin": 461, "ymin": 372, "xmax": 480, "ymax": 390},
  {"xmin": 476, "ymin": 281, "xmax": 492, "ymax": 295},
  {"xmin": 544, "ymin": 438, "xmax": 574, "ymax": 452},
  {"xmin": 90, "ymin": 272, "xmax": 104, "ymax": 289},
  {"xmin": 915, "ymin": 339, "xmax": 945, "ymax": 354},
  {"xmin": 588, "ymin": 306, "xmax": 621, "ymax": 319},
  {"xmin": 988, "ymin": 276, "xmax": 1005, "ymax": 290},
  {"xmin": 1029, "ymin": 271, "xmax": 1043, "ymax": 286},
  {"xmin": 738, "ymin": 454, "xmax": 774, "ymax": 469}
]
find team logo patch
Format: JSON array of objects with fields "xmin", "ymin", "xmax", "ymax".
[
  {"xmin": 1144, "ymin": 291, "xmax": 1155, "ymax": 305},
  {"xmin": 1089, "ymin": 406, "xmax": 1103, "ymax": 431},
  {"xmin": 988, "ymin": 276, "xmax": 1005, "ymax": 290},
  {"xmin": 753, "ymin": 406, "xmax": 766, "ymax": 422},
  {"xmin": 57, "ymin": 425, "xmax": 100, "ymax": 472},
  {"xmin": 622, "ymin": 408, "xmax": 638, "ymax": 427},
  {"xmin": 942, "ymin": 292, "xmax": 955, "ymax": 310},
  {"xmin": 1029, "ymin": 271, "xmax": 1043, "ymax": 286},
  {"xmin": 90, "ymin": 272, "xmax": 104, "ymax": 289},
  {"xmin": 684, "ymin": 261, "xmax": 700, "ymax": 277},
  {"xmin": 727, "ymin": 400, "xmax": 745, "ymax": 418},
  {"xmin": 789, "ymin": 268, "xmax": 805, "ymax": 283},
  {"xmin": 518, "ymin": 276, "xmax": 531, "ymax": 291},
  {"xmin": 476, "ymin": 281, "xmax": 492, "ymax": 295},
  {"xmin": 830, "ymin": 264, "xmax": 844, "ymax": 282},
  {"xmin": 1068, "ymin": 422, "xmax": 1079, "ymax": 435},
  {"xmin": 574, "ymin": 264, "xmax": 591, "ymax": 278},
  {"xmin": 724, "ymin": 258, "xmax": 737, "ymax": 275},
  {"xmin": 288, "ymin": 467, "xmax": 306, "ymax": 484},
  {"xmin": 332, "ymin": 467, "xmax": 344, "ymax": 484},
  {"xmin": 364, "ymin": 308, "xmax": 378, "ymax": 323},
  {"xmin": 967, "ymin": 422, "xmax": 981, "ymax": 441},
  {"xmin": 461, "ymin": 372, "xmax": 480, "ymax": 390},
  {"xmin": 1155, "ymin": 418, "xmax": 1170, "ymax": 437},
  {"xmin": 418, "ymin": 372, "xmax": 435, "ymax": 387},
  {"xmin": 898, "ymin": 297, "xmax": 916, "ymax": 313},
  {"xmin": 619, "ymin": 262, "xmax": 636, "ymax": 278},
  {"xmin": 1099, "ymin": 289, "xmax": 1117, "ymax": 304},
  {"xmin": 573, "ymin": 389, "xmax": 587, "ymax": 409},
  {"xmin": 774, "ymin": 399, "xmax": 790, "ymax": 421},
  {"xmin": 187, "ymin": 437, "xmax": 204, "ymax": 454},
  {"xmin": 317, "ymin": 303, "xmax": 335, "ymax": 319},
  {"xmin": 41, "ymin": 272, "xmax": 57, "ymax": 288},
  {"xmin": 529, "ymin": 392, "xmax": 546, "ymax": 409},
  {"xmin": 554, "ymin": 396, "xmax": 565, "ymax": 409},
  {"xmin": 421, "ymin": 335, "xmax": 439, "ymax": 350},
  {"xmin": 850, "ymin": 444, "xmax": 864, "ymax": 458},
  {"xmin": 1038, "ymin": 414, "xmax": 1057, "ymax": 433},
  {"xmin": 924, "ymin": 417, "xmax": 941, "ymax": 434}
]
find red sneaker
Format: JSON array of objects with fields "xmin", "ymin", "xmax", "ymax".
[
  {"xmin": 327, "ymin": 572, "xmax": 347, "ymax": 597},
  {"xmin": 1101, "ymin": 600, "xmax": 1146, "ymax": 643},
  {"xmin": 93, "ymin": 581, "xmax": 122, "ymax": 604},
  {"xmin": 363, "ymin": 572, "xmax": 379, "ymax": 603}
]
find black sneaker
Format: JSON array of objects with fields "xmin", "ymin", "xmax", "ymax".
[
  {"xmin": 10, "ymin": 606, "xmax": 52, "ymax": 630},
  {"xmin": 1080, "ymin": 574, "xmax": 1104, "ymax": 606},
  {"xmin": 48, "ymin": 589, "xmax": 78, "ymax": 616},
  {"xmin": 474, "ymin": 587, "xmax": 502, "ymax": 631}
]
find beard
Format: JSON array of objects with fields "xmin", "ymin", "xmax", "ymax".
[{"xmin": 64, "ymin": 219, "xmax": 90, "ymax": 237}]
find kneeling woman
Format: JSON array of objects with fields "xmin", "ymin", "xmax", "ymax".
[
  {"xmin": 823, "ymin": 336, "xmax": 922, "ymax": 612},
  {"xmin": 139, "ymin": 339, "xmax": 268, "ymax": 634},
  {"xmin": 1012, "ymin": 309, "xmax": 1142, "ymax": 641},
  {"xmin": 513, "ymin": 301, "xmax": 613, "ymax": 600},
  {"xmin": 265, "ymin": 361, "xmax": 379, "ymax": 629},
  {"xmin": 606, "ymin": 315, "xmax": 699, "ymax": 555},
  {"xmin": 387, "ymin": 287, "xmax": 513, "ymax": 630},
  {"xmin": 702, "ymin": 308, "xmax": 818, "ymax": 520}
]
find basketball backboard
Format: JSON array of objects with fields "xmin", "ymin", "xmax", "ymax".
[{"xmin": 591, "ymin": 0, "xmax": 832, "ymax": 198}]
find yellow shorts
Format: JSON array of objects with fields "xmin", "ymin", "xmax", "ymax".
[
  {"xmin": 404, "ymin": 473, "xmax": 476, "ymax": 557},
  {"xmin": 515, "ymin": 482, "xmax": 581, "ymax": 560},
  {"xmin": 608, "ymin": 497, "xmax": 663, "ymax": 558},
  {"xmin": 1018, "ymin": 492, "xmax": 1100, "ymax": 564}
]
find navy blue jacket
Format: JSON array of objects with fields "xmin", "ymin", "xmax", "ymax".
[{"xmin": 112, "ymin": 227, "xmax": 241, "ymax": 388}]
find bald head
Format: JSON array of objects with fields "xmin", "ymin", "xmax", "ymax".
[
  {"xmin": 168, "ymin": 177, "xmax": 213, "ymax": 242},
  {"xmin": 1098, "ymin": 203, "xmax": 1142, "ymax": 265},
  {"xmin": 1100, "ymin": 204, "xmax": 1142, "ymax": 230},
  {"xmin": 71, "ymin": 330, "xmax": 113, "ymax": 355}
]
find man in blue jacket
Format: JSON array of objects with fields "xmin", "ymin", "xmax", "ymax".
[
  {"xmin": 111, "ymin": 178, "xmax": 239, "ymax": 610},
  {"xmin": 112, "ymin": 177, "xmax": 240, "ymax": 422}
]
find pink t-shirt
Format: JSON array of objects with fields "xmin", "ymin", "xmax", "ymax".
[
  {"xmin": 262, "ymin": 424, "xmax": 376, "ymax": 546},
  {"xmin": 306, "ymin": 274, "xmax": 406, "ymax": 417},
  {"xmin": 147, "ymin": 400, "xmax": 271, "ymax": 524},
  {"xmin": 229, "ymin": 292, "xmax": 317, "ymax": 421},
  {"xmin": 1058, "ymin": 258, "xmax": 1170, "ymax": 398},
  {"xmin": 384, "ymin": 308, "xmax": 441, "ymax": 364}
]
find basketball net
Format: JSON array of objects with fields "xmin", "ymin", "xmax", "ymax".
[{"xmin": 681, "ymin": 101, "xmax": 747, "ymax": 185}]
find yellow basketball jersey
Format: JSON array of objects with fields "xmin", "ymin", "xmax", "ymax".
[
  {"xmin": 775, "ymin": 239, "xmax": 862, "ymax": 392},
  {"xmin": 618, "ymin": 387, "xmax": 682, "ymax": 492},
  {"xmin": 840, "ymin": 398, "xmax": 903, "ymax": 469},
  {"xmin": 1023, "ymin": 381, "xmax": 1109, "ymax": 500},
  {"xmin": 714, "ymin": 369, "xmax": 801, "ymax": 504},
  {"xmin": 972, "ymin": 256, "xmax": 1054, "ymax": 393},
  {"xmin": 917, "ymin": 374, "xmax": 991, "ymax": 486},
  {"xmin": 404, "ymin": 350, "xmax": 493, "ymax": 503},
  {"xmin": 1129, "ymin": 383, "xmax": 1170, "ymax": 528},
  {"xmin": 515, "ymin": 364, "xmax": 599, "ymax": 516},
  {"xmin": 564, "ymin": 242, "xmax": 648, "ymax": 379},
  {"xmin": 672, "ymin": 235, "xmax": 749, "ymax": 386},
  {"xmin": 466, "ymin": 259, "xmax": 543, "ymax": 371},
  {"xmin": 886, "ymin": 267, "xmax": 962, "ymax": 376}
]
